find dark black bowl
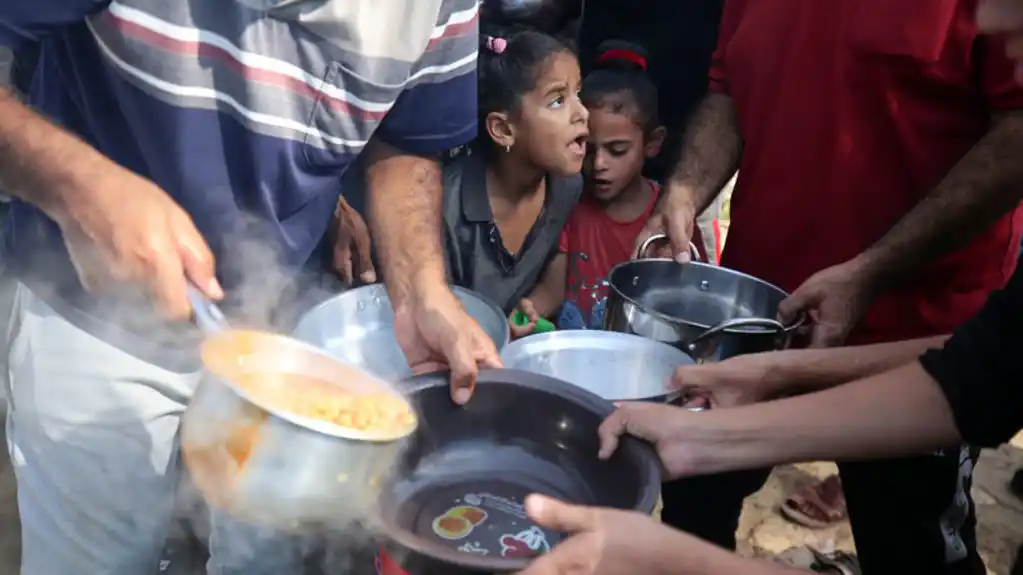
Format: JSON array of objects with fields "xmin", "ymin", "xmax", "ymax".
[{"xmin": 374, "ymin": 368, "xmax": 662, "ymax": 574}]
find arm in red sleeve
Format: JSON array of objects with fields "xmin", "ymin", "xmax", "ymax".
[{"xmin": 707, "ymin": 0, "xmax": 748, "ymax": 95}]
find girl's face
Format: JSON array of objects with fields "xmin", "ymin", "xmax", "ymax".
[
  {"xmin": 583, "ymin": 106, "xmax": 657, "ymax": 202},
  {"xmin": 511, "ymin": 52, "xmax": 590, "ymax": 177}
]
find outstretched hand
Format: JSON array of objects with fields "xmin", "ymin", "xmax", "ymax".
[
  {"xmin": 515, "ymin": 495, "xmax": 681, "ymax": 575},
  {"xmin": 778, "ymin": 259, "xmax": 876, "ymax": 348},
  {"xmin": 394, "ymin": 285, "xmax": 503, "ymax": 404}
]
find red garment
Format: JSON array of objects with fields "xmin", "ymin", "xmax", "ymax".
[
  {"xmin": 714, "ymin": 0, "xmax": 1023, "ymax": 344},
  {"xmin": 560, "ymin": 180, "xmax": 707, "ymax": 316}
]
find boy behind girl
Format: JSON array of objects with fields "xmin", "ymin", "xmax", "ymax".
[{"xmin": 519, "ymin": 42, "xmax": 707, "ymax": 331}]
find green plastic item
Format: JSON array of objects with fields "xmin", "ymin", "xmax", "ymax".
[{"xmin": 512, "ymin": 310, "xmax": 556, "ymax": 333}]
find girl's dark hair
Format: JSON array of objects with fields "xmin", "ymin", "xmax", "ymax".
[
  {"xmin": 581, "ymin": 40, "xmax": 660, "ymax": 135},
  {"xmin": 474, "ymin": 26, "xmax": 573, "ymax": 152}
]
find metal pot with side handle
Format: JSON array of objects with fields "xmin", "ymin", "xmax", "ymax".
[{"xmin": 603, "ymin": 233, "xmax": 804, "ymax": 362}]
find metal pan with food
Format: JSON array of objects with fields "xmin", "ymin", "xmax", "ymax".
[{"xmin": 180, "ymin": 287, "xmax": 418, "ymax": 530}]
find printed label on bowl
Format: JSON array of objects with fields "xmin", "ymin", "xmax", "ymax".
[
  {"xmin": 457, "ymin": 541, "xmax": 490, "ymax": 555},
  {"xmin": 431, "ymin": 504, "xmax": 488, "ymax": 540},
  {"xmin": 421, "ymin": 487, "xmax": 562, "ymax": 560},
  {"xmin": 462, "ymin": 492, "xmax": 527, "ymax": 519},
  {"xmin": 499, "ymin": 526, "xmax": 551, "ymax": 558}
]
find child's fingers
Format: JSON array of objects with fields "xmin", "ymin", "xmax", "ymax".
[
  {"xmin": 521, "ymin": 299, "xmax": 540, "ymax": 321},
  {"xmin": 509, "ymin": 321, "xmax": 535, "ymax": 340}
]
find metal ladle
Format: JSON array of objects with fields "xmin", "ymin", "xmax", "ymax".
[{"xmin": 186, "ymin": 283, "xmax": 230, "ymax": 333}]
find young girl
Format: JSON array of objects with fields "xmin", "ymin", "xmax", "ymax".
[
  {"xmin": 514, "ymin": 41, "xmax": 706, "ymax": 333},
  {"xmin": 441, "ymin": 28, "xmax": 589, "ymax": 322}
]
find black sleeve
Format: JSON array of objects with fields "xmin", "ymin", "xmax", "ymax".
[{"xmin": 918, "ymin": 267, "xmax": 1023, "ymax": 447}]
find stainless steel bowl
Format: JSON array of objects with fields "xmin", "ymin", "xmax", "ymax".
[
  {"xmin": 180, "ymin": 329, "xmax": 416, "ymax": 530},
  {"xmin": 604, "ymin": 234, "xmax": 803, "ymax": 363},
  {"xmin": 500, "ymin": 330, "xmax": 696, "ymax": 403},
  {"xmin": 292, "ymin": 285, "xmax": 510, "ymax": 381}
]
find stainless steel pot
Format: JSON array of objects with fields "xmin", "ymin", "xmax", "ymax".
[
  {"xmin": 604, "ymin": 233, "xmax": 804, "ymax": 362},
  {"xmin": 180, "ymin": 329, "xmax": 415, "ymax": 530},
  {"xmin": 500, "ymin": 331, "xmax": 695, "ymax": 403},
  {"xmin": 292, "ymin": 285, "xmax": 510, "ymax": 381}
]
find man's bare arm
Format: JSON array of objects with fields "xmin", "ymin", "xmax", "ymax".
[
  {"xmin": 855, "ymin": 112, "xmax": 1023, "ymax": 290},
  {"xmin": 665, "ymin": 93, "xmax": 743, "ymax": 215},
  {"xmin": 651, "ymin": 532, "xmax": 807, "ymax": 575},
  {"xmin": 682, "ymin": 363, "xmax": 962, "ymax": 476},
  {"xmin": 363, "ymin": 138, "xmax": 447, "ymax": 308},
  {"xmin": 0, "ymin": 88, "xmax": 110, "ymax": 221},
  {"xmin": 760, "ymin": 334, "xmax": 949, "ymax": 397}
]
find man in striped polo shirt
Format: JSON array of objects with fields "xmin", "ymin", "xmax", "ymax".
[{"xmin": 0, "ymin": 1, "xmax": 496, "ymax": 573}]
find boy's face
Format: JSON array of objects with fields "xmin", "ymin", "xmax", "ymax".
[
  {"xmin": 515, "ymin": 52, "xmax": 590, "ymax": 177},
  {"xmin": 583, "ymin": 107, "xmax": 648, "ymax": 202}
]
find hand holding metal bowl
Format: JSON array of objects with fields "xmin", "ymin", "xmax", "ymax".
[{"xmin": 292, "ymin": 284, "xmax": 509, "ymax": 383}]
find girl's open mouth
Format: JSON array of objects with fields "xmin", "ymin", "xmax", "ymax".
[{"xmin": 567, "ymin": 134, "xmax": 588, "ymax": 156}]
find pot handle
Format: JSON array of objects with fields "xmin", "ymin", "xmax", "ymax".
[
  {"xmin": 687, "ymin": 317, "xmax": 785, "ymax": 353},
  {"xmin": 635, "ymin": 232, "xmax": 702, "ymax": 262},
  {"xmin": 187, "ymin": 283, "xmax": 230, "ymax": 333}
]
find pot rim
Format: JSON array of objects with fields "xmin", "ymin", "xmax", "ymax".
[
  {"xmin": 502, "ymin": 329, "xmax": 696, "ymax": 359},
  {"xmin": 197, "ymin": 329, "xmax": 416, "ymax": 443},
  {"xmin": 376, "ymin": 368, "xmax": 663, "ymax": 572},
  {"xmin": 294, "ymin": 284, "xmax": 512, "ymax": 352},
  {"xmin": 500, "ymin": 331, "xmax": 693, "ymax": 402},
  {"xmin": 606, "ymin": 258, "xmax": 806, "ymax": 333}
]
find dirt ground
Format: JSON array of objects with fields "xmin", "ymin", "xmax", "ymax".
[{"xmin": 735, "ymin": 445, "xmax": 1023, "ymax": 574}]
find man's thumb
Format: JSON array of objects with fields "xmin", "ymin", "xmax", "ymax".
[
  {"xmin": 777, "ymin": 288, "xmax": 814, "ymax": 324},
  {"xmin": 666, "ymin": 215, "xmax": 694, "ymax": 263},
  {"xmin": 525, "ymin": 494, "xmax": 594, "ymax": 533}
]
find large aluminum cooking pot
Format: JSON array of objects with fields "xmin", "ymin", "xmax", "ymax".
[
  {"xmin": 501, "ymin": 331, "xmax": 695, "ymax": 403},
  {"xmin": 292, "ymin": 285, "xmax": 509, "ymax": 381},
  {"xmin": 604, "ymin": 233, "xmax": 804, "ymax": 362},
  {"xmin": 180, "ymin": 330, "xmax": 415, "ymax": 530}
]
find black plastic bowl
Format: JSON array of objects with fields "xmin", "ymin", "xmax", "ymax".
[{"xmin": 374, "ymin": 368, "xmax": 662, "ymax": 574}]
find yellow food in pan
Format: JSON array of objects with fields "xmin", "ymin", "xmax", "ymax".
[{"xmin": 234, "ymin": 372, "xmax": 416, "ymax": 434}]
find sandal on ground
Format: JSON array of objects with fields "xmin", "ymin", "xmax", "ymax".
[
  {"xmin": 775, "ymin": 546, "xmax": 861, "ymax": 575},
  {"xmin": 780, "ymin": 474, "xmax": 848, "ymax": 529}
]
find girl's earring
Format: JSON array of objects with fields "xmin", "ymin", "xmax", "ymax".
[{"xmin": 505, "ymin": 145, "xmax": 511, "ymax": 153}]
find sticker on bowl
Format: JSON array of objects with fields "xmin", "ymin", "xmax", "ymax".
[
  {"xmin": 457, "ymin": 541, "xmax": 489, "ymax": 555},
  {"xmin": 499, "ymin": 526, "xmax": 551, "ymax": 558},
  {"xmin": 431, "ymin": 504, "xmax": 488, "ymax": 540}
]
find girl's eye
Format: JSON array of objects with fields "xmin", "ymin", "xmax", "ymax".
[{"xmin": 550, "ymin": 95, "xmax": 565, "ymax": 108}]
